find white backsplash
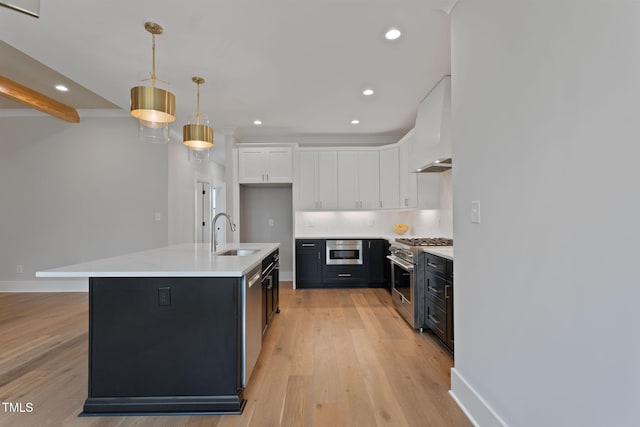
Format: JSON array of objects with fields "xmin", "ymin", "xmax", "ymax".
[
  {"xmin": 408, "ymin": 209, "xmax": 453, "ymax": 238},
  {"xmin": 296, "ymin": 209, "xmax": 452, "ymax": 238}
]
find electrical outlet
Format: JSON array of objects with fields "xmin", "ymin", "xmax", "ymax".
[
  {"xmin": 155, "ymin": 212, "xmax": 162, "ymax": 221},
  {"xmin": 268, "ymin": 219, "xmax": 274, "ymax": 227},
  {"xmin": 16, "ymin": 264, "xmax": 23, "ymax": 274},
  {"xmin": 158, "ymin": 287, "xmax": 171, "ymax": 306}
]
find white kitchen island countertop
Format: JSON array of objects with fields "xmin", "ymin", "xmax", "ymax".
[{"xmin": 36, "ymin": 242, "xmax": 280, "ymax": 278}]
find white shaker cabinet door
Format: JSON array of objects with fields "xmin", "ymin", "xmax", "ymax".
[
  {"xmin": 297, "ymin": 151, "xmax": 319, "ymax": 209},
  {"xmin": 379, "ymin": 147, "xmax": 400, "ymax": 209},
  {"xmin": 337, "ymin": 151, "xmax": 359, "ymax": 209},
  {"xmin": 317, "ymin": 151, "xmax": 338, "ymax": 210},
  {"xmin": 357, "ymin": 151, "xmax": 380, "ymax": 210},
  {"xmin": 238, "ymin": 148, "xmax": 267, "ymax": 183},
  {"xmin": 265, "ymin": 147, "xmax": 293, "ymax": 183},
  {"xmin": 398, "ymin": 139, "xmax": 418, "ymax": 208}
]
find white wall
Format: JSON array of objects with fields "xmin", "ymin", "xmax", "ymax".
[
  {"xmin": 450, "ymin": 1, "xmax": 640, "ymax": 426},
  {"xmin": 240, "ymin": 185, "xmax": 293, "ymax": 278},
  {"xmin": 0, "ymin": 116, "xmax": 168, "ymax": 288},
  {"xmin": 167, "ymin": 134, "xmax": 226, "ymax": 245},
  {"xmin": 295, "ymin": 209, "xmax": 448, "ymax": 238}
]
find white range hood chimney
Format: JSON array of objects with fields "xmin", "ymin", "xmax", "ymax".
[{"xmin": 412, "ymin": 76, "xmax": 452, "ymax": 173}]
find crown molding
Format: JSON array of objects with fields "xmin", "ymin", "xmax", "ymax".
[{"xmin": 237, "ymin": 135, "xmax": 402, "ymax": 146}]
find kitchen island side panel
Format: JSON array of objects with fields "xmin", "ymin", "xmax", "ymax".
[{"xmin": 88, "ymin": 277, "xmax": 242, "ymax": 400}]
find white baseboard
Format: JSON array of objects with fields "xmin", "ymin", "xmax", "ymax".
[
  {"xmin": 0, "ymin": 279, "xmax": 88, "ymax": 292},
  {"xmin": 449, "ymin": 367, "xmax": 508, "ymax": 427}
]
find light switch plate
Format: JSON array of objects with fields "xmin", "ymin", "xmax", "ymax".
[{"xmin": 471, "ymin": 201, "xmax": 481, "ymax": 224}]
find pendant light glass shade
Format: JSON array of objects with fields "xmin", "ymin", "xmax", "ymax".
[
  {"xmin": 130, "ymin": 22, "xmax": 175, "ymax": 141},
  {"xmin": 188, "ymin": 146, "xmax": 211, "ymax": 162},
  {"xmin": 183, "ymin": 76, "xmax": 214, "ymax": 150},
  {"xmin": 137, "ymin": 119, "xmax": 170, "ymax": 143}
]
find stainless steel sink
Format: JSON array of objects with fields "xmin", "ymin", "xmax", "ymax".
[{"xmin": 216, "ymin": 248, "xmax": 260, "ymax": 256}]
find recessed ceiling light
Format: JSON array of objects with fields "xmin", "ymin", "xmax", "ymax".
[
  {"xmin": 362, "ymin": 88, "xmax": 374, "ymax": 96},
  {"xmin": 385, "ymin": 28, "xmax": 401, "ymax": 40},
  {"xmin": 55, "ymin": 84, "xmax": 69, "ymax": 92},
  {"xmin": 253, "ymin": 120, "xmax": 262, "ymax": 125},
  {"xmin": 351, "ymin": 119, "xmax": 360, "ymax": 125}
]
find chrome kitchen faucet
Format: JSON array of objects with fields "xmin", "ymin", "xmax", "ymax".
[{"xmin": 212, "ymin": 213, "xmax": 237, "ymax": 253}]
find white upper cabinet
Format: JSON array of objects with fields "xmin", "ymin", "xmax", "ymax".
[
  {"xmin": 238, "ymin": 146, "xmax": 293, "ymax": 183},
  {"xmin": 297, "ymin": 151, "xmax": 338, "ymax": 210},
  {"xmin": 411, "ymin": 76, "xmax": 452, "ymax": 170},
  {"xmin": 337, "ymin": 151, "xmax": 380, "ymax": 210},
  {"xmin": 398, "ymin": 135, "xmax": 418, "ymax": 208},
  {"xmin": 337, "ymin": 151, "xmax": 358, "ymax": 209},
  {"xmin": 297, "ymin": 151, "xmax": 318, "ymax": 209},
  {"xmin": 357, "ymin": 151, "xmax": 380, "ymax": 209},
  {"xmin": 317, "ymin": 152, "xmax": 338, "ymax": 209},
  {"xmin": 379, "ymin": 147, "xmax": 400, "ymax": 209}
]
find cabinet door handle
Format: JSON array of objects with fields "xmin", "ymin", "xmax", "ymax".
[
  {"xmin": 318, "ymin": 252, "xmax": 321, "ymax": 260},
  {"xmin": 445, "ymin": 285, "xmax": 450, "ymax": 299},
  {"xmin": 428, "ymin": 314, "xmax": 441, "ymax": 325},
  {"xmin": 368, "ymin": 241, "xmax": 371, "ymax": 249},
  {"xmin": 262, "ymin": 173, "xmax": 265, "ymax": 181},
  {"xmin": 301, "ymin": 243, "xmax": 315, "ymax": 247},
  {"xmin": 266, "ymin": 173, "xmax": 269, "ymax": 181},
  {"xmin": 379, "ymin": 200, "xmax": 382, "ymax": 208},
  {"xmin": 428, "ymin": 286, "xmax": 443, "ymax": 294},
  {"xmin": 427, "ymin": 262, "xmax": 440, "ymax": 269},
  {"xmin": 338, "ymin": 273, "xmax": 352, "ymax": 277}
]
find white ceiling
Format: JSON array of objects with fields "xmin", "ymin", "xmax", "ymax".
[{"xmin": 0, "ymin": 0, "xmax": 452, "ymax": 142}]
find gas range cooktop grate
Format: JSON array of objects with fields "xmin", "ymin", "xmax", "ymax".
[{"xmin": 395, "ymin": 237, "xmax": 453, "ymax": 246}]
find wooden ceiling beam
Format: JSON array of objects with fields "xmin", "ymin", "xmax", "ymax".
[{"xmin": 0, "ymin": 75, "xmax": 80, "ymax": 123}]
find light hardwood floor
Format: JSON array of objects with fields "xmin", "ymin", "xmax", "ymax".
[{"xmin": 0, "ymin": 284, "xmax": 471, "ymax": 427}]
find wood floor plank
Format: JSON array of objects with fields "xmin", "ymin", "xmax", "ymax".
[
  {"xmin": 0, "ymin": 284, "xmax": 471, "ymax": 427},
  {"xmin": 312, "ymin": 402, "xmax": 343, "ymax": 427}
]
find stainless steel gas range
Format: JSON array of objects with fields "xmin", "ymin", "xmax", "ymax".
[{"xmin": 387, "ymin": 237, "xmax": 453, "ymax": 329}]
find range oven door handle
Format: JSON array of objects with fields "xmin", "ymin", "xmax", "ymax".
[
  {"xmin": 386, "ymin": 255, "xmax": 414, "ymax": 272},
  {"xmin": 262, "ymin": 261, "xmax": 275, "ymax": 276}
]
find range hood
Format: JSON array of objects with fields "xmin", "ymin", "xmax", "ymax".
[{"xmin": 416, "ymin": 158, "xmax": 452, "ymax": 173}]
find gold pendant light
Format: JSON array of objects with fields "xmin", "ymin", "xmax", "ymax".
[
  {"xmin": 183, "ymin": 76, "xmax": 214, "ymax": 150},
  {"xmin": 130, "ymin": 22, "xmax": 176, "ymax": 125}
]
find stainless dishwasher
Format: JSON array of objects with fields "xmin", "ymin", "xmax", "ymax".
[{"xmin": 243, "ymin": 266, "xmax": 262, "ymax": 386}]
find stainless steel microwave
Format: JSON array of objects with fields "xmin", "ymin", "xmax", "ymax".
[{"xmin": 326, "ymin": 240, "xmax": 363, "ymax": 265}]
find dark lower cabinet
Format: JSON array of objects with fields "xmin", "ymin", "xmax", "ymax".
[
  {"xmin": 424, "ymin": 253, "xmax": 454, "ymax": 352},
  {"xmin": 323, "ymin": 265, "xmax": 367, "ymax": 287},
  {"xmin": 262, "ymin": 249, "xmax": 279, "ymax": 334},
  {"xmin": 295, "ymin": 238, "xmax": 388, "ymax": 288},
  {"xmin": 365, "ymin": 239, "xmax": 388, "ymax": 287},
  {"xmin": 85, "ymin": 276, "xmax": 244, "ymax": 415},
  {"xmin": 295, "ymin": 239, "xmax": 324, "ymax": 288}
]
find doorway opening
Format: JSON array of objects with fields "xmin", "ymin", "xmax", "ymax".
[{"xmin": 195, "ymin": 181, "xmax": 216, "ymax": 244}]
